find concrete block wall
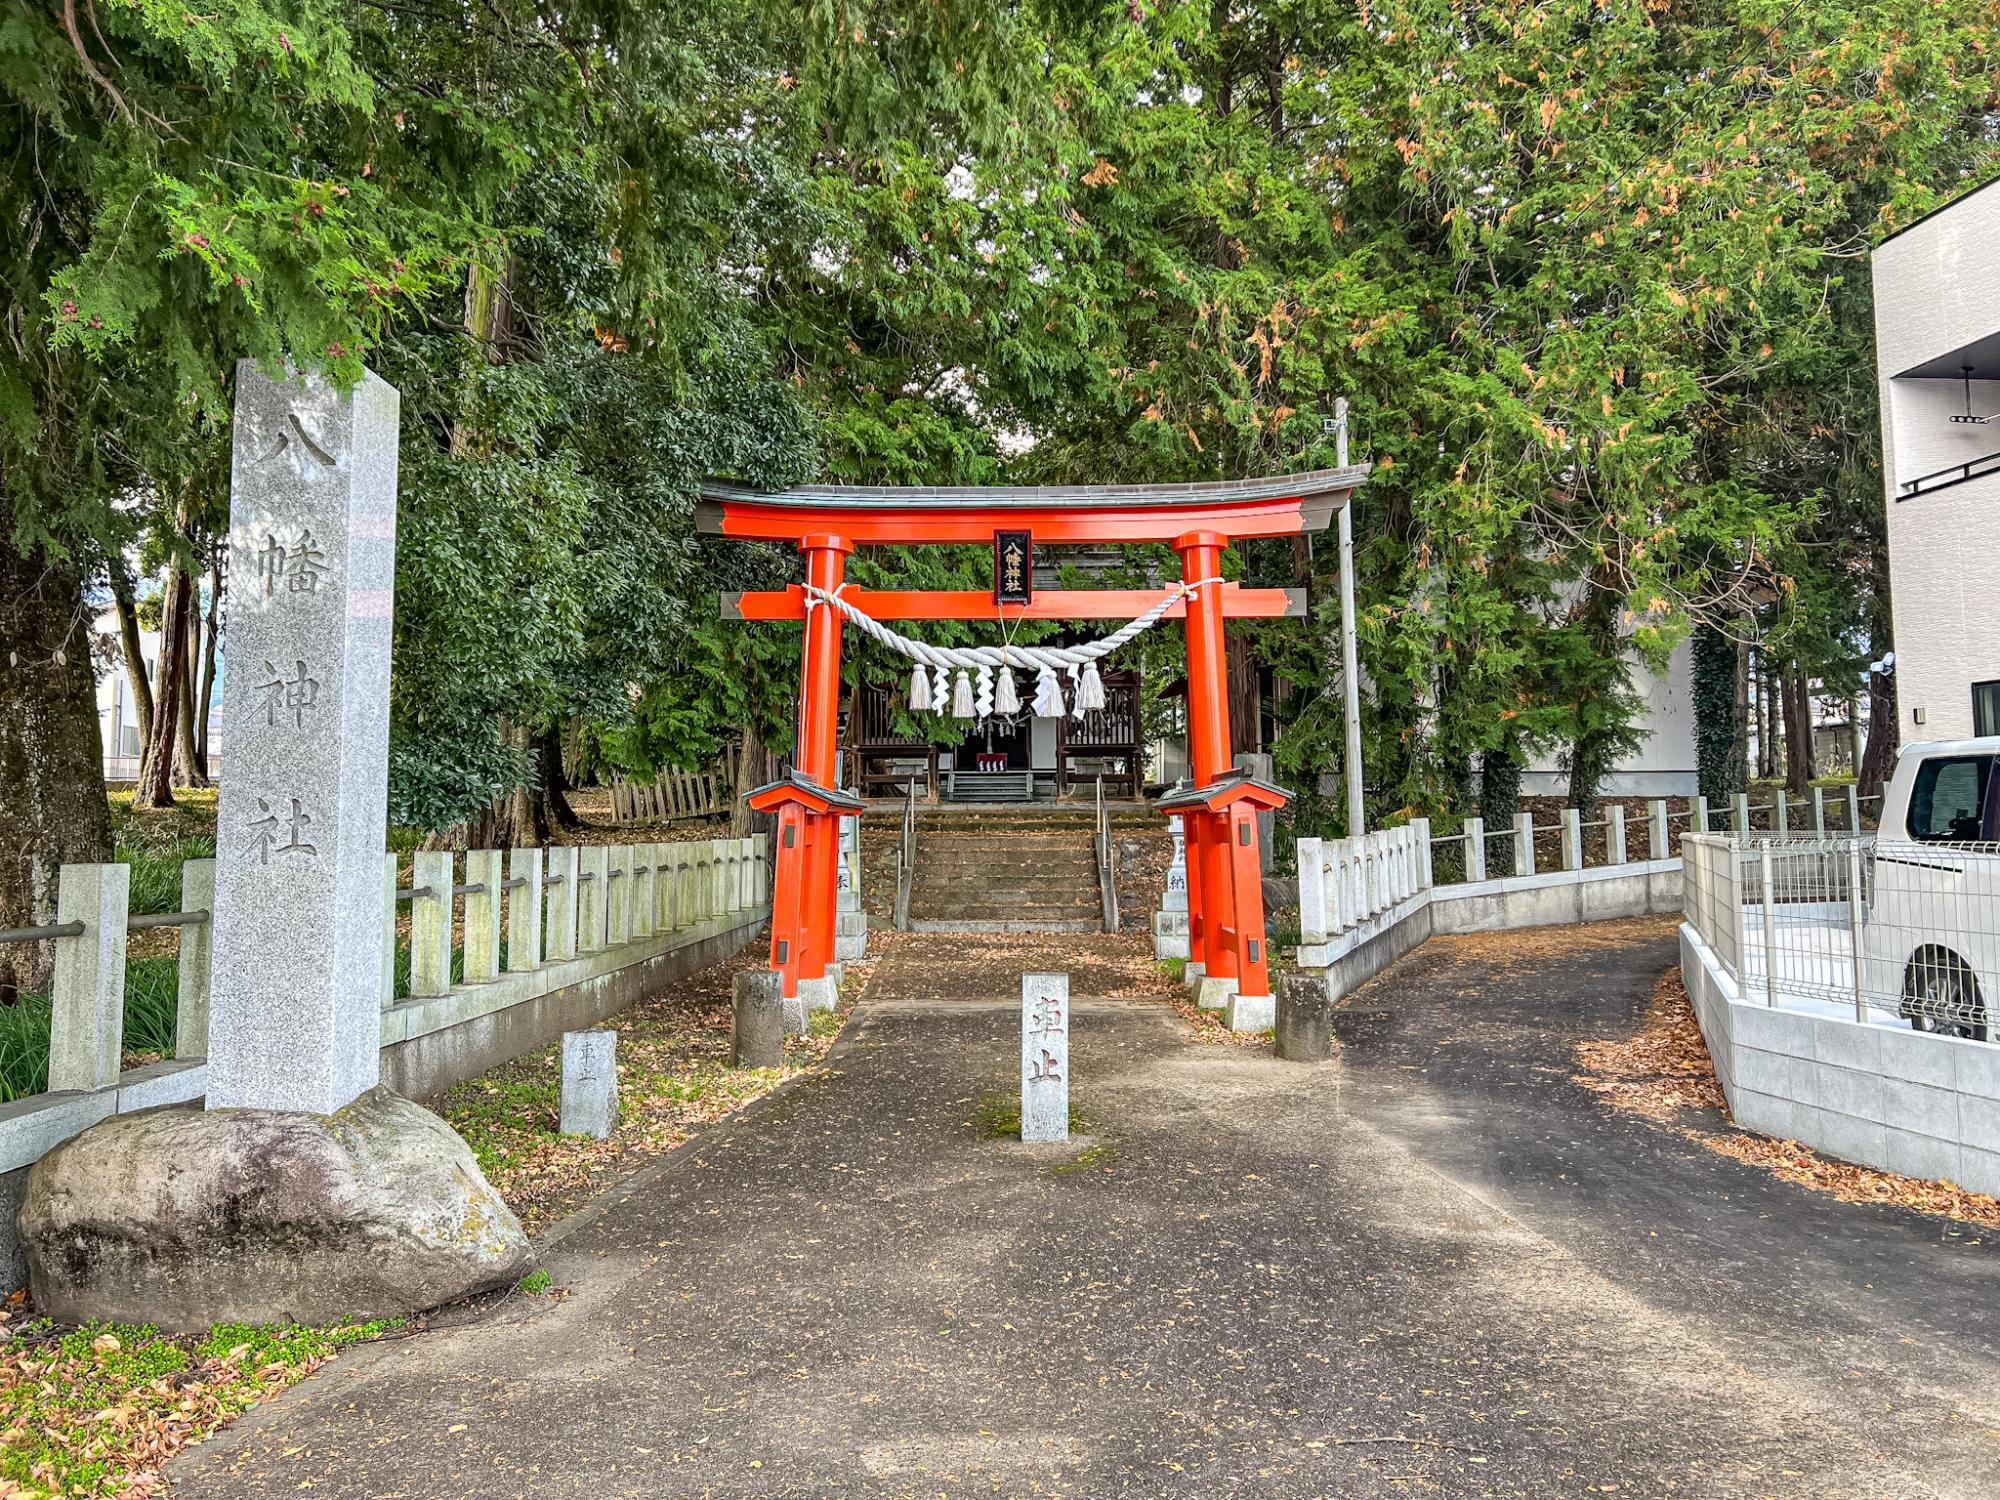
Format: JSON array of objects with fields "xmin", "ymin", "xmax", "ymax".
[
  {"xmin": 1680, "ymin": 924, "xmax": 2000, "ymax": 1196},
  {"xmin": 1429, "ymin": 860, "xmax": 1683, "ymax": 935},
  {"xmin": 1296, "ymin": 854, "xmax": 1684, "ymax": 1010}
]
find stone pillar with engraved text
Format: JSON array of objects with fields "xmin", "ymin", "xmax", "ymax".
[{"xmin": 205, "ymin": 363, "xmax": 400, "ymax": 1115}]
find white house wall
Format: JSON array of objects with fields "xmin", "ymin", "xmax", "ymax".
[
  {"xmin": 1523, "ymin": 638, "xmax": 1699, "ymax": 797},
  {"xmin": 1872, "ymin": 179, "xmax": 2000, "ymax": 743}
]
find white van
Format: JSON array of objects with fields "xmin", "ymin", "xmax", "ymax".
[{"xmin": 1863, "ymin": 738, "xmax": 2000, "ymax": 1039}]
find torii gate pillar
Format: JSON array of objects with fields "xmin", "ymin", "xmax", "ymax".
[
  {"xmin": 746, "ymin": 773, "xmax": 864, "ymax": 1002},
  {"xmin": 1170, "ymin": 530, "xmax": 1284, "ymax": 1028},
  {"xmin": 795, "ymin": 535, "xmax": 853, "ymax": 998}
]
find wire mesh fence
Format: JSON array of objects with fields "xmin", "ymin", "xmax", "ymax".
[{"xmin": 1684, "ymin": 832, "xmax": 2000, "ymax": 1040}]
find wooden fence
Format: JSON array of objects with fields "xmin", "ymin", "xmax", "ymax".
[{"xmin": 611, "ymin": 767, "xmax": 729, "ymax": 826}]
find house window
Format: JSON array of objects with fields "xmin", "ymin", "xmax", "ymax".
[
  {"xmin": 1976, "ymin": 680, "xmax": 2000, "ymax": 738},
  {"xmin": 1908, "ymin": 755, "xmax": 1993, "ymax": 842}
]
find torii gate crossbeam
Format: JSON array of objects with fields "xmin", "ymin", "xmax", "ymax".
[{"xmin": 702, "ymin": 466, "xmax": 1369, "ymax": 1031}]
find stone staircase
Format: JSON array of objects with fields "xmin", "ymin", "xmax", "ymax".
[{"xmin": 904, "ymin": 812, "xmax": 1109, "ymax": 933}]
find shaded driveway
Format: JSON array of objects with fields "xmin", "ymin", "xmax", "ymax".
[{"xmin": 170, "ymin": 921, "xmax": 2000, "ymax": 1498}]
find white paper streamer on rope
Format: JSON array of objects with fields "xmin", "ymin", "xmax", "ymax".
[{"xmin": 805, "ymin": 577, "xmax": 1220, "ymax": 720}]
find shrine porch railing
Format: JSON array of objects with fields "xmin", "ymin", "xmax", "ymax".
[{"xmin": 0, "ymin": 834, "xmax": 770, "ymax": 1208}]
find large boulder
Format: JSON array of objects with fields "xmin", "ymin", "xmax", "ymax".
[{"xmin": 19, "ymin": 1086, "xmax": 534, "ymax": 1331}]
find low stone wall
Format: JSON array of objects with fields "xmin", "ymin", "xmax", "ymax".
[
  {"xmin": 382, "ymin": 910, "xmax": 764, "ymax": 1100},
  {"xmin": 1680, "ymin": 924, "xmax": 2000, "ymax": 1196},
  {"xmin": 1297, "ymin": 859, "xmax": 1684, "ymax": 1007},
  {"xmin": 1317, "ymin": 893, "xmax": 1437, "ymax": 1005},
  {"xmin": 1430, "ymin": 859, "xmax": 1683, "ymax": 934},
  {"xmin": 0, "ymin": 910, "xmax": 767, "ymax": 1294}
]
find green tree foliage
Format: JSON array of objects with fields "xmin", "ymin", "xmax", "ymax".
[
  {"xmin": 8, "ymin": 0, "xmax": 2000, "ymax": 868},
  {"xmin": 966, "ymin": 0, "xmax": 2000, "ymax": 821}
]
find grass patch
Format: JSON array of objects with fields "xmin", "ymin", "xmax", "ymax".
[
  {"xmin": 442, "ymin": 1071, "xmax": 562, "ymax": 1178},
  {"xmin": 430, "ymin": 944, "xmax": 869, "ymax": 1236},
  {"xmin": 968, "ymin": 1090, "xmax": 1086, "ymax": 1140},
  {"xmin": 0, "ymin": 959, "xmax": 188, "ymax": 1104},
  {"xmin": 117, "ymin": 840, "xmax": 211, "ymax": 917},
  {"xmin": 1048, "ymin": 1140, "xmax": 1118, "ymax": 1177},
  {"xmin": 518, "ymin": 1269, "xmax": 552, "ymax": 1295},
  {"xmin": 1158, "ymin": 956, "xmax": 1186, "ymax": 983},
  {"xmin": 0, "ymin": 1314, "xmax": 394, "ymax": 1496}
]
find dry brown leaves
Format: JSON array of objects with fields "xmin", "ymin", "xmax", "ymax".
[
  {"xmin": 1576, "ymin": 967, "xmax": 2000, "ymax": 1232},
  {"xmin": 1161, "ymin": 989, "xmax": 1278, "ymax": 1049},
  {"xmin": 440, "ymin": 939, "xmax": 872, "ymax": 1234},
  {"xmin": 1573, "ymin": 969, "xmax": 1727, "ymax": 1123}
]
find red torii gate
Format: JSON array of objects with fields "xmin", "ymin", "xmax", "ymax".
[{"xmin": 699, "ymin": 468, "xmax": 1368, "ymax": 1026}]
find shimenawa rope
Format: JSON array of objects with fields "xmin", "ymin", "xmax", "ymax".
[{"xmin": 801, "ymin": 578, "xmax": 1221, "ymax": 720}]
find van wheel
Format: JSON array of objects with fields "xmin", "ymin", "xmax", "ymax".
[{"xmin": 1902, "ymin": 951, "xmax": 1989, "ymax": 1041}]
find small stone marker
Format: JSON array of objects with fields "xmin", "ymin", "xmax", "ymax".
[
  {"xmin": 559, "ymin": 1030, "xmax": 618, "ymax": 1139},
  {"xmin": 1163, "ymin": 815, "xmax": 1189, "ymax": 912},
  {"xmin": 732, "ymin": 969, "xmax": 786, "ymax": 1069},
  {"xmin": 1020, "ymin": 972, "xmax": 1069, "ymax": 1143},
  {"xmin": 1274, "ymin": 972, "xmax": 1333, "ymax": 1063},
  {"xmin": 207, "ymin": 362, "xmax": 400, "ymax": 1115}
]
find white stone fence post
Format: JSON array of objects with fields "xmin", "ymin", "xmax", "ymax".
[
  {"xmin": 10, "ymin": 835, "xmax": 775, "ymax": 1105},
  {"xmin": 382, "ymin": 836, "xmax": 771, "ymax": 1005},
  {"xmin": 1294, "ymin": 820, "xmax": 1436, "ymax": 967}
]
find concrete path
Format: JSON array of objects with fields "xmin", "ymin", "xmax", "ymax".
[{"xmin": 171, "ymin": 921, "xmax": 2000, "ymax": 1498}]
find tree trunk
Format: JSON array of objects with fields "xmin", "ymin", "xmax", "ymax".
[
  {"xmin": 1732, "ymin": 633, "xmax": 1750, "ymax": 792},
  {"xmin": 133, "ymin": 559, "xmax": 191, "ymax": 809},
  {"xmin": 1782, "ymin": 663, "xmax": 1812, "ymax": 795},
  {"xmin": 173, "ymin": 573, "xmax": 206, "ymax": 787},
  {"xmin": 194, "ymin": 552, "xmax": 222, "ymax": 773},
  {"xmin": 1691, "ymin": 624, "xmax": 1739, "ymax": 807},
  {"xmin": 110, "ymin": 567, "xmax": 154, "ymax": 770},
  {"xmin": 1798, "ymin": 666, "xmax": 1818, "ymax": 783},
  {"xmin": 728, "ymin": 734, "xmax": 760, "ymax": 835},
  {"xmin": 1755, "ymin": 653, "xmax": 1775, "ymax": 780},
  {"xmin": 0, "ymin": 536, "xmax": 115, "ymax": 999},
  {"xmin": 1227, "ymin": 647, "xmax": 1261, "ymax": 758},
  {"xmin": 1858, "ymin": 666, "xmax": 1899, "ymax": 803},
  {"xmin": 1479, "ymin": 743, "xmax": 1522, "ymax": 874},
  {"xmin": 540, "ymin": 722, "xmax": 583, "ymax": 831}
]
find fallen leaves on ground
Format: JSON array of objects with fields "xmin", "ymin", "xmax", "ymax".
[
  {"xmin": 0, "ymin": 1308, "xmax": 392, "ymax": 1499},
  {"xmin": 438, "ymin": 939, "xmax": 872, "ymax": 1233},
  {"xmin": 1162, "ymin": 988, "xmax": 1277, "ymax": 1049},
  {"xmin": 1573, "ymin": 969, "xmax": 1726, "ymax": 1122},
  {"xmin": 1576, "ymin": 967, "xmax": 2000, "ymax": 1231}
]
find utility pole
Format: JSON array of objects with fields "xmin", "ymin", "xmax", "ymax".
[{"xmin": 1335, "ymin": 398, "xmax": 1365, "ymax": 836}]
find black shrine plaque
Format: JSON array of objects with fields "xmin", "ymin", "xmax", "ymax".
[{"xmin": 994, "ymin": 530, "xmax": 1032, "ymax": 606}]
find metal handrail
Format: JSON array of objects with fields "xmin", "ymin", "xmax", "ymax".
[
  {"xmin": 1094, "ymin": 776, "xmax": 1119, "ymax": 932},
  {"xmin": 0, "ymin": 922, "xmax": 85, "ymax": 945},
  {"xmin": 1898, "ymin": 447, "xmax": 2000, "ymax": 500},
  {"xmin": 127, "ymin": 909, "xmax": 210, "ymax": 931},
  {"xmin": 893, "ymin": 778, "xmax": 917, "ymax": 931}
]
